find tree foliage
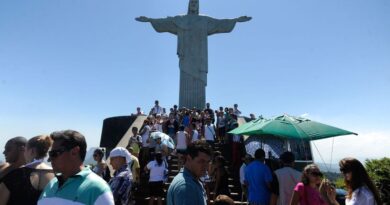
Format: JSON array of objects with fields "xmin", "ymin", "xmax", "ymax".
[
  {"xmin": 365, "ymin": 157, "xmax": 390, "ymax": 204},
  {"xmin": 334, "ymin": 177, "xmax": 346, "ymax": 189}
]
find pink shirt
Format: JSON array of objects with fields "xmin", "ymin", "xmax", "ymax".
[{"xmin": 294, "ymin": 182, "xmax": 328, "ymax": 205}]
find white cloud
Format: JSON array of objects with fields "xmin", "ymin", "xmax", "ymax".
[
  {"xmin": 300, "ymin": 113, "xmax": 310, "ymax": 118},
  {"xmin": 311, "ymin": 131, "xmax": 390, "ymax": 166}
]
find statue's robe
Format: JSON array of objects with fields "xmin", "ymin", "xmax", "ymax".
[{"xmin": 149, "ymin": 15, "xmax": 237, "ymax": 109}]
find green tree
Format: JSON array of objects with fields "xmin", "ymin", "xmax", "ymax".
[
  {"xmin": 365, "ymin": 157, "xmax": 390, "ymax": 204},
  {"xmin": 334, "ymin": 177, "xmax": 346, "ymax": 189}
]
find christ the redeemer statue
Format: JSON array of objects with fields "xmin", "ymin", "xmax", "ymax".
[{"xmin": 136, "ymin": 0, "xmax": 251, "ymax": 109}]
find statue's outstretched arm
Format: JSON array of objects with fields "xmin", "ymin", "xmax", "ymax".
[
  {"xmin": 136, "ymin": 16, "xmax": 177, "ymax": 34},
  {"xmin": 235, "ymin": 16, "xmax": 252, "ymax": 23},
  {"xmin": 135, "ymin": 16, "xmax": 174, "ymax": 23},
  {"xmin": 135, "ymin": 16, "xmax": 151, "ymax": 22}
]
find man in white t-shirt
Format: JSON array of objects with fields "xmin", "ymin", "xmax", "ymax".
[
  {"xmin": 175, "ymin": 125, "xmax": 190, "ymax": 168},
  {"xmin": 233, "ymin": 104, "xmax": 242, "ymax": 117},
  {"xmin": 150, "ymin": 100, "xmax": 163, "ymax": 116},
  {"xmin": 176, "ymin": 125, "xmax": 189, "ymax": 151},
  {"xmin": 270, "ymin": 152, "xmax": 301, "ymax": 205},
  {"xmin": 203, "ymin": 118, "xmax": 216, "ymax": 146}
]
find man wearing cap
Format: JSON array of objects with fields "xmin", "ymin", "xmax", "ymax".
[
  {"xmin": 109, "ymin": 147, "xmax": 133, "ymax": 205},
  {"xmin": 38, "ymin": 130, "xmax": 114, "ymax": 205}
]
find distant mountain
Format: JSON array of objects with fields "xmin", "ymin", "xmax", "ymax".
[{"xmin": 316, "ymin": 162, "xmax": 340, "ymax": 173}]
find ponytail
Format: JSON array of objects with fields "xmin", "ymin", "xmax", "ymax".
[{"xmin": 155, "ymin": 152, "xmax": 163, "ymax": 166}]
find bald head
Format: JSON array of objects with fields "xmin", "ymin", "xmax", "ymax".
[{"xmin": 3, "ymin": 136, "xmax": 27, "ymax": 163}]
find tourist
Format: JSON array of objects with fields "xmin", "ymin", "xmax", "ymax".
[
  {"xmin": 0, "ymin": 136, "xmax": 27, "ymax": 180},
  {"xmin": 205, "ymin": 151, "xmax": 222, "ymax": 202},
  {"xmin": 225, "ymin": 113, "xmax": 238, "ymax": 133},
  {"xmin": 233, "ymin": 104, "xmax": 242, "ymax": 116},
  {"xmin": 162, "ymin": 108, "xmax": 168, "ymax": 118},
  {"xmin": 244, "ymin": 148, "xmax": 273, "ymax": 205},
  {"xmin": 170, "ymin": 104, "xmax": 179, "ymax": 120},
  {"xmin": 38, "ymin": 130, "xmax": 114, "ymax": 204},
  {"xmin": 175, "ymin": 125, "xmax": 190, "ymax": 168},
  {"xmin": 176, "ymin": 125, "xmax": 190, "ymax": 152},
  {"xmin": 231, "ymin": 124, "xmax": 243, "ymax": 170},
  {"xmin": 249, "ymin": 113, "xmax": 256, "ymax": 120},
  {"xmin": 145, "ymin": 152, "xmax": 168, "ymax": 205},
  {"xmin": 139, "ymin": 119, "xmax": 152, "ymax": 168},
  {"xmin": 327, "ymin": 157, "xmax": 382, "ymax": 205},
  {"xmin": 165, "ymin": 115, "xmax": 179, "ymax": 138},
  {"xmin": 204, "ymin": 102, "xmax": 215, "ymax": 123},
  {"xmin": 154, "ymin": 136, "xmax": 169, "ymax": 160},
  {"xmin": 146, "ymin": 120, "xmax": 157, "ymax": 155},
  {"xmin": 203, "ymin": 118, "xmax": 216, "ymax": 146},
  {"xmin": 239, "ymin": 154, "xmax": 253, "ymax": 202},
  {"xmin": 191, "ymin": 123, "xmax": 200, "ymax": 143},
  {"xmin": 92, "ymin": 148, "xmax": 107, "ymax": 178},
  {"xmin": 127, "ymin": 127, "xmax": 142, "ymax": 158},
  {"xmin": 133, "ymin": 107, "xmax": 144, "ymax": 116},
  {"xmin": 109, "ymin": 147, "xmax": 133, "ymax": 205},
  {"xmin": 270, "ymin": 151, "xmax": 301, "ymax": 205},
  {"xmin": 128, "ymin": 147, "xmax": 140, "ymax": 185},
  {"xmin": 216, "ymin": 111, "xmax": 226, "ymax": 143},
  {"xmin": 213, "ymin": 156, "xmax": 231, "ymax": 199},
  {"xmin": 290, "ymin": 164, "xmax": 328, "ymax": 205},
  {"xmin": 181, "ymin": 111, "xmax": 191, "ymax": 128},
  {"xmin": 167, "ymin": 141, "xmax": 212, "ymax": 205},
  {"xmin": 153, "ymin": 114, "xmax": 164, "ymax": 132},
  {"xmin": 0, "ymin": 135, "xmax": 54, "ymax": 205},
  {"xmin": 150, "ymin": 100, "xmax": 163, "ymax": 116}
]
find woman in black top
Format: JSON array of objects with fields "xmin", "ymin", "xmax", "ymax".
[{"xmin": 0, "ymin": 135, "xmax": 54, "ymax": 205}]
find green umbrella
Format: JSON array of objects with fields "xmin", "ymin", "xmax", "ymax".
[
  {"xmin": 229, "ymin": 114, "xmax": 357, "ymax": 141},
  {"xmin": 228, "ymin": 118, "xmax": 263, "ymax": 135}
]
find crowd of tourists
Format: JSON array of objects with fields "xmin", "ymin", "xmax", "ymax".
[{"xmin": 0, "ymin": 100, "xmax": 383, "ymax": 205}]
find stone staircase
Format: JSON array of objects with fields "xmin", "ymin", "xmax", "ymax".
[{"xmin": 134, "ymin": 142, "xmax": 249, "ymax": 205}]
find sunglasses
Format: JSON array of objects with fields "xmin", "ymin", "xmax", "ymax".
[
  {"xmin": 340, "ymin": 168, "xmax": 350, "ymax": 173},
  {"xmin": 310, "ymin": 171, "xmax": 323, "ymax": 177},
  {"xmin": 48, "ymin": 147, "xmax": 68, "ymax": 159}
]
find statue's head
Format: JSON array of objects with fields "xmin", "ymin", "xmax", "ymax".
[{"xmin": 187, "ymin": 0, "xmax": 199, "ymax": 15}]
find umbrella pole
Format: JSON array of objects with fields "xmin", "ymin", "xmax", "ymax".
[
  {"xmin": 312, "ymin": 141, "xmax": 330, "ymax": 172},
  {"xmin": 329, "ymin": 137, "xmax": 335, "ymax": 171},
  {"xmin": 286, "ymin": 139, "xmax": 291, "ymax": 152}
]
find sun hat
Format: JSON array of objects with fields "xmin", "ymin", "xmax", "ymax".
[{"xmin": 109, "ymin": 147, "xmax": 132, "ymax": 163}]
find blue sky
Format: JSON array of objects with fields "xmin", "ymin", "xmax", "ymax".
[{"xmin": 1, "ymin": 0, "xmax": 389, "ymax": 165}]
